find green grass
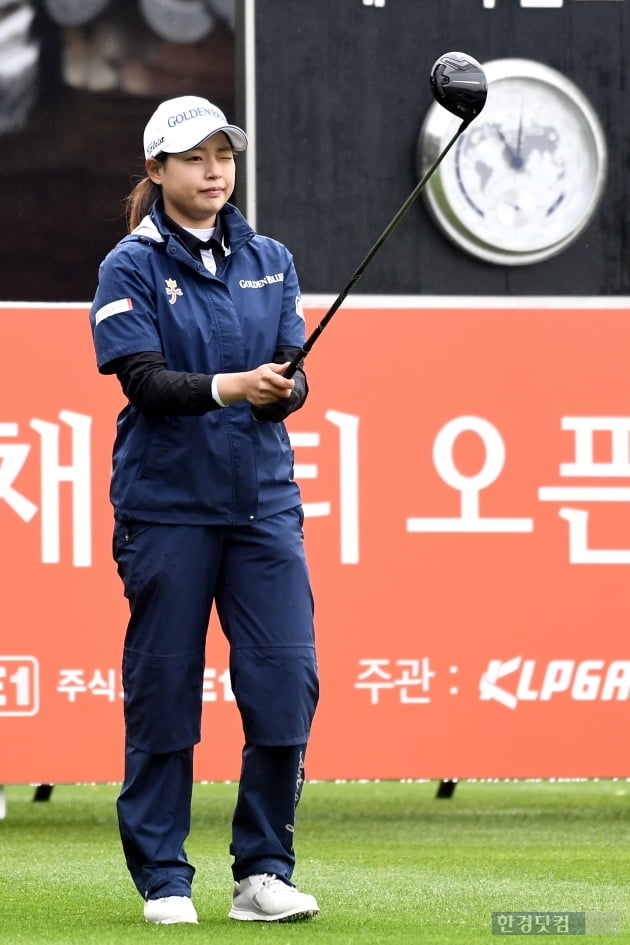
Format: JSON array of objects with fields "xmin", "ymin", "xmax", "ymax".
[{"xmin": 0, "ymin": 779, "xmax": 629, "ymax": 944}]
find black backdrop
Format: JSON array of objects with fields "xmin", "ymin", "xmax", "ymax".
[
  {"xmin": 239, "ymin": 0, "xmax": 630, "ymax": 296},
  {"xmin": 0, "ymin": 1, "xmax": 235, "ymax": 302}
]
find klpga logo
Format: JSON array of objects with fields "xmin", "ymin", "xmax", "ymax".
[{"xmin": 479, "ymin": 657, "xmax": 630, "ymax": 709}]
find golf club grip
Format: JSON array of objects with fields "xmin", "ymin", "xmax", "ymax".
[
  {"xmin": 284, "ymin": 305, "xmax": 340, "ymax": 378},
  {"xmin": 283, "ymin": 350, "xmax": 306, "ymax": 379}
]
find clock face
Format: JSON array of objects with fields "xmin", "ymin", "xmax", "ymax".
[{"xmin": 418, "ymin": 59, "xmax": 608, "ymax": 265}]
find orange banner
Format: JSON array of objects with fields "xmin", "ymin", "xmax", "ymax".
[{"xmin": 1, "ymin": 299, "xmax": 628, "ymax": 782}]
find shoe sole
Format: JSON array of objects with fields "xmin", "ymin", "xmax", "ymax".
[
  {"xmin": 145, "ymin": 917, "xmax": 198, "ymax": 925},
  {"xmin": 228, "ymin": 908, "xmax": 319, "ymax": 923}
]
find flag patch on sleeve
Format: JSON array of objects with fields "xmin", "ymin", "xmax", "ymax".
[{"xmin": 94, "ymin": 298, "xmax": 133, "ymax": 325}]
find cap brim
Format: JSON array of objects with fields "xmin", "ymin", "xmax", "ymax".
[
  {"xmin": 178, "ymin": 125, "xmax": 248, "ymax": 154},
  {"xmin": 217, "ymin": 126, "xmax": 248, "ymax": 151}
]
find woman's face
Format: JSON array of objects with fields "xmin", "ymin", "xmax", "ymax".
[{"xmin": 146, "ymin": 131, "xmax": 236, "ymax": 228}]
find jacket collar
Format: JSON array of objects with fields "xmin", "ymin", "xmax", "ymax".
[
  {"xmin": 162, "ymin": 211, "xmax": 228, "ymax": 260},
  {"xmin": 130, "ymin": 200, "xmax": 255, "ymax": 256}
]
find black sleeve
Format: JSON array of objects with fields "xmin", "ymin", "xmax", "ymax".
[{"xmin": 107, "ymin": 352, "xmax": 221, "ymax": 416}]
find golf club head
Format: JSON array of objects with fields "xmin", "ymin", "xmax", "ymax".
[{"xmin": 430, "ymin": 51, "xmax": 487, "ymax": 125}]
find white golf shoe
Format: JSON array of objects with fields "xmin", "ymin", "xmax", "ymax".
[
  {"xmin": 144, "ymin": 895, "xmax": 198, "ymax": 924},
  {"xmin": 228, "ymin": 873, "xmax": 319, "ymax": 922}
]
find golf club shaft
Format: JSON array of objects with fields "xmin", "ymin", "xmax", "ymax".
[{"xmin": 284, "ymin": 117, "xmax": 469, "ymax": 378}]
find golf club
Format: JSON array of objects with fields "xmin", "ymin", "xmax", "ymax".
[{"xmin": 283, "ymin": 51, "xmax": 487, "ymax": 378}]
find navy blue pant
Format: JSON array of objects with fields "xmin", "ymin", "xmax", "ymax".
[{"xmin": 112, "ymin": 508, "xmax": 318, "ymax": 900}]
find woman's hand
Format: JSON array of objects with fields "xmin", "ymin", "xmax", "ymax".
[{"xmin": 215, "ymin": 362, "xmax": 294, "ymax": 407}]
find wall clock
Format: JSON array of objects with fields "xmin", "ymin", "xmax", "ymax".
[{"xmin": 417, "ymin": 58, "xmax": 608, "ymax": 265}]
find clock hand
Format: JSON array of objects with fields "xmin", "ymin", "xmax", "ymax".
[
  {"xmin": 493, "ymin": 125, "xmax": 525, "ymax": 171},
  {"xmin": 513, "ymin": 112, "xmax": 525, "ymax": 170},
  {"xmin": 493, "ymin": 124, "xmax": 518, "ymax": 166}
]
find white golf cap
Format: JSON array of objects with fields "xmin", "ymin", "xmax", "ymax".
[{"xmin": 143, "ymin": 95, "xmax": 248, "ymax": 159}]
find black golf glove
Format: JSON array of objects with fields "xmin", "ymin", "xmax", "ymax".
[
  {"xmin": 251, "ymin": 345, "xmax": 308, "ymax": 423},
  {"xmin": 252, "ymin": 390, "xmax": 300, "ymax": 423}
]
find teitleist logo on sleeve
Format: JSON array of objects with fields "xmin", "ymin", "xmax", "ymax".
[{"xmin": 165, "ymin": 278, "xmax": 183, "ymax": 305}]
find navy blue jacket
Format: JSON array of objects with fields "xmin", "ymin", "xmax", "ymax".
[{"xmin": 90, "ymin": 202, "xmax": 305, "ymax": 525}]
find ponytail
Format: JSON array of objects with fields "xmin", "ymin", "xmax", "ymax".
[{"xmin": 125, "ymin": 155, "xmax": 167, "ymax": 231}]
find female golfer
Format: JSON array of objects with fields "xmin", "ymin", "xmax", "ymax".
[{"xmin": 89, "ymin": 96, "xmax": 319, "ymax": 925}]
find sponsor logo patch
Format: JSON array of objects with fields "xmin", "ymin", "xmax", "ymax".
[
  {"xmin": 165, "ymin": 278, "xmax": 183, "ymax": 305},
  {"xmin": 238, "ymin": 273, "xmax": 285, "ymax": 289}
]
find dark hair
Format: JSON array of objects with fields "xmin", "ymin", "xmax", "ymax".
[{"xmin": 125, "ymin": 153, "xmax": 167, "ymax": 232}]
